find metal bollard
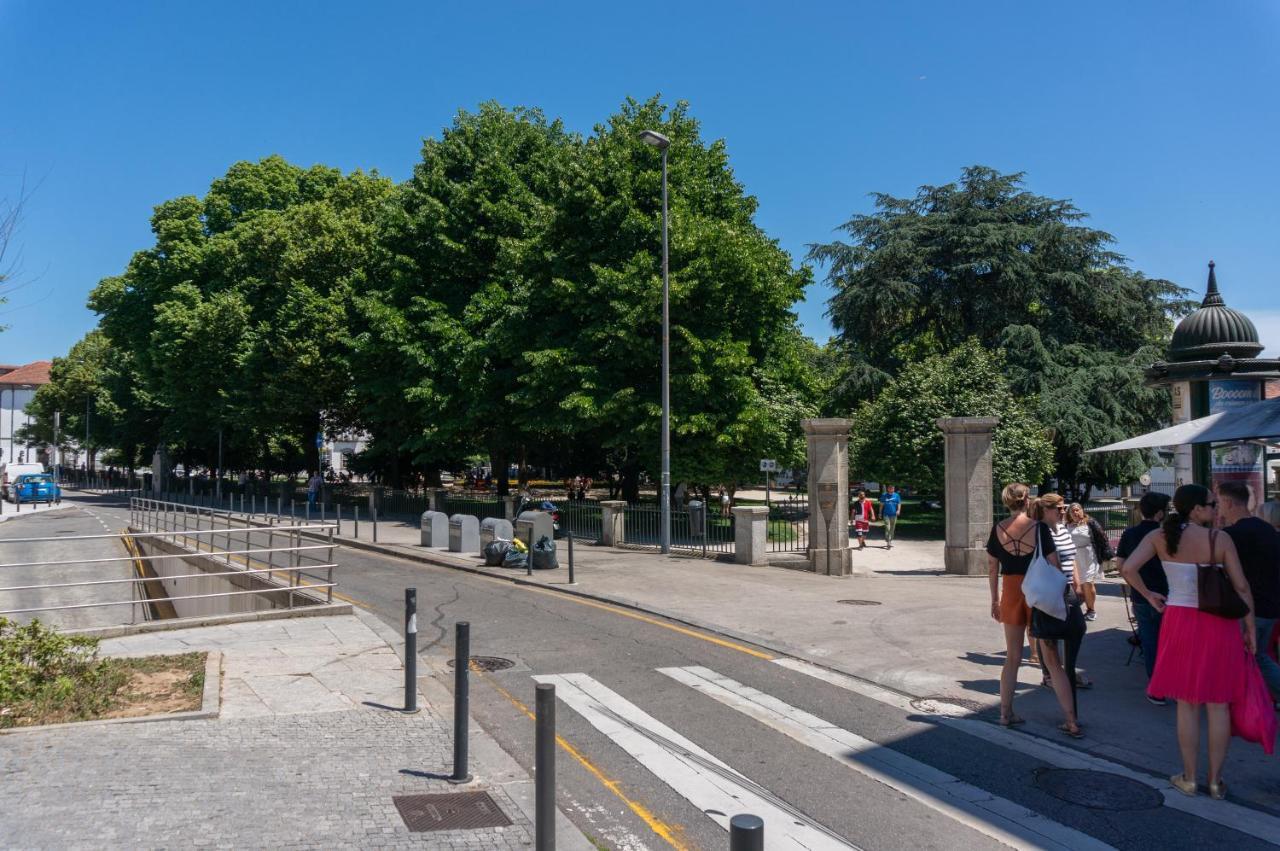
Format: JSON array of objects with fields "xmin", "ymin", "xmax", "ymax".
[
  {"xmin": 729, "ymin": 814, "xmax": 763, "ymax": 850},
  {"xmin": 404, "ymin": 588, "xmax": 418, "ymax": 713},
  {"xmin": 567, "ymin": 531, "xmax": 575, "ymax": 585},
  {"xmin": 373, "ymin": 507, "xmax": 378, "ymax": 543},
  {"xmin": 536, "ymin": 682, "xmax": 556, "ymax": 851},
  {"xmin": 354, "ymin": 505, "xmax": 360, "ymax": 539},
  {"xmin": 277, "ymin": 496, "xmax": 282, "ymax": 518},
  {"xmin": 450, "ymin": 622, "xmax": 472, "ymax": 783},
  {"xmin": 336, "ymin": 502, "xmax": 342, "ymax": 536},
  {"xmin": 321, "ymin": 501, "xmax": 326, "ymax": 524},
  {"xmin": 252, "ymin": 494, "xmax": 257, "ymax": 517}
]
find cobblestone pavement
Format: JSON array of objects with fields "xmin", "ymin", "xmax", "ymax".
[{"xmin": 0, "ymin": 615, "xmax": 544, "ymax": 848}]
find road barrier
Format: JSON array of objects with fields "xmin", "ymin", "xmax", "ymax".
[
  {"xmin": 729, "ymin": 814, "xmax": 763, "ymax": 850},
  {"xmin": 451, "ymin": 621, "xmax": 473, "ymax": 784},
  {"xmin": 536, "ymin": 682, "xmax": 556, "ymax": 851},
  {"xmin": 404, "ymin": 588, "xmax": 418, "ymax": 714}
]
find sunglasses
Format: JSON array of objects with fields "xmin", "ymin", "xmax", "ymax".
[{"xmin": 1204, "ymin": 500, "xmax": 1218, "ymax": 509}]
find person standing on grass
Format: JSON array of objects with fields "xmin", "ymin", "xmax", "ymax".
[
  {"xmin": 1218, "ymin": 480, "xmax": 1280, "ymax": 706},
  {"xmin": 851, "ymin": 490, "xmax": 876, "ymax": 549},
  {"xmin": 879, "ymin": 484, "xmax": 902, "ymax": 549},
  {"xmin": 1066, "ymin": 503, "xmax": 1113, "ymax": 622},
  {"xmin": 1117, "ymin": 491, "xmax": 1172, "ymax": 704}
]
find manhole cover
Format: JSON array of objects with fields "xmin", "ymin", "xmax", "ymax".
[
  {"xmin": 837, "ymin": 599, "xmax": 882, "ymax": 606},
  {"xmin": 447, "ymin": 656, "xmax": 515, "ymax": 672},
  {"xmin": 1034, "ymin": 769, "xmax": 1164, "ymax": 811},
  {"xmin": 909, "ymin": 696, "xmax": 988, "ymax": 715},
  {"xmin": 393, "ymin": 791, "xmax": 513, "ymax": 831}
]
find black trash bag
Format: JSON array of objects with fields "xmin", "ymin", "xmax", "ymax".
[
  {"xmin": 531, "ymin": 535, "xmax": 559, "ymax": 570},
  {"xmin": 502, "ymin": 547, "xmax": 528, "ymax": 570},
  {"xmin": 483, "ymin": 539, "xmax": 512, "ymax": 566}
]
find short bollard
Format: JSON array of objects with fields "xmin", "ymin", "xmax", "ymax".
[
  {"xmin": 450, "ymin": 621, "xmax": 472, "ymax": 783},
  {"xmin": 354, "ymin": 505, "xmax": 360, "ymax": 539},
  {"xmin": 373, "ymin": 507, "xmax": 378, "ymax": 543},
  {"xmin": 729, "ymin": 814, "xmax": 763, "ymax": 851},
  {"xmin": 536, "ymin": 682, "xmax": 556, "ymax": 851},
  {"xmin": 567, "ymin": 531, "xmax": 576, "ymax": 585},
  {"xmin": 404, "ymin": 588, "xmax": 418, "ymax": 713}
]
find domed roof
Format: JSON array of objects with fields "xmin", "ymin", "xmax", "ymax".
[{"xmin": 1168, "ymin": 262, "xmax": 1263, "ymax": 362}]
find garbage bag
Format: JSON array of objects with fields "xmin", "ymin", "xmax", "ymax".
[
  {"xmin": 502, "ymin": 548, "xmax": 528, "ymax": 570},
  {"xmin": 511, "ymin": 537, "xmax": 528, "ymax": 553},
  {"xmin": 531, "ymin": 535, "xmax": 559, "ymax": 570},
  {"xmin": 483, "ymin": 539, "xmax": 511, "ymax": 567}
]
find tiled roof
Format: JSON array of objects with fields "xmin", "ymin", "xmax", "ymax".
[{"xmin": 0, "ymin": 361, "xmax": 52, "ymax": 386}]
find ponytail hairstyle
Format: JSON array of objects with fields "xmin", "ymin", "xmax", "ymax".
[
  {"xmin": 1001, "ymin": 483, "xmax": 1030, "ymax": 515},
  {"xmin": 1031, "ymin": 492, "xmax": 1065, "ymax": 523},
  {"xmin": 1163, "ymin": 484, "xmax": 1211, "ymax": 556}
]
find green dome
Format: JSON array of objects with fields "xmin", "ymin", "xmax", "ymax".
[{"xmin": 1168, "ymin": 262, "xmax": 1262, "ymax": 362}]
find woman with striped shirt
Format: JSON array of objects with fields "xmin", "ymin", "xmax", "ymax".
[{"xmin": 1031, "ymin": 494, "xmax": 1092, "ymax": 710}]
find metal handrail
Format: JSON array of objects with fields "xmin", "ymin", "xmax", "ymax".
[
  {"xmin": 0, "ymin": 563, "xmax": 338, "ymax": 595},
  {"xmin": 0, "ymin": 584, "xmax": 337, "ymax": 616},
  {"xmin": 0, "ymin": 544, "xmax": 333, "ymax": 570}
]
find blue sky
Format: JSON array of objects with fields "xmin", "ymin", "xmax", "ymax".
[{"xmin": 2, "ymin": 0, "xmax": 1278, "ymax": 364}]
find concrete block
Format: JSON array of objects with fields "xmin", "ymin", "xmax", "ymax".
[
  {"xmin": 419, "ymin": 510, "xmax": 448, "ymax": 547},
  {"xmin": 732, "ymin": 505, "xmax": 768, "ymax": 566},
  {"xmin": 600, "ymin": 500, "xmax": 626, "ymax": 547},
  {"xmin": 448, "ymin": 513, "xmax": 480, "ymax": 553}
]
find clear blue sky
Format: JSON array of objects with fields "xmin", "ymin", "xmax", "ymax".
[{"xmin": 2, "ymin": 0, "xmax": 1278, "ymax": 364}]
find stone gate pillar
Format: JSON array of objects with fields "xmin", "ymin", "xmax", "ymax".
[
  {"xmin": 804, "ymin": 419, "xmax": 851, "ymax": 576},
  {"xmin": 937, "ymin": 417, "xmax": 999, "ymax": 576}
]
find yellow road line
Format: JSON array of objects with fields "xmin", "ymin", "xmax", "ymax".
[
  {"xmin": 479, "ymin": 670, "xmax": 691, "ymax": 851},
  {"xmin": 520, "ymin": 585, "xmax": 774, "ymax": 660}
]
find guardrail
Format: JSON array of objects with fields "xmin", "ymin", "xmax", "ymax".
[{"xmin": 0, "ymin": 498, "xmax": 339, "ymax": 624}]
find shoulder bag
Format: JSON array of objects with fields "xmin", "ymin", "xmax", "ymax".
[
  {"xmin": 1197, "ymin": 529, "xmax": 1250, "ymax": 620},
  {"xmin": 1022, "ymin": 522, "xmax": 1068, "ymax": 621}
]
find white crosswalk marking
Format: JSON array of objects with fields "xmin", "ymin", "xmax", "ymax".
[
  {"xmin": 532, "ymin": 672, "xmax": 858, "ymax": 850},
  {"xmin": 659, "ymin": 666, "xmax": 1114, "ymax": 851}
]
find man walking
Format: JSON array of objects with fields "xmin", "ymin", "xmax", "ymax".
[
  {"xmin": 307, "ymin": 470, "xmax": 323, "ymax": 510},
  {"xmin": 879, "ymin": 484, "xmax": 902, "ymax": 549},
  {"xmin": 1219, "ymin": 481, "xmax": 1280, "ymax": 705},
  {"xmin": 1116, "ymin": 491, "xmax": 1171, "ymax": 704}
]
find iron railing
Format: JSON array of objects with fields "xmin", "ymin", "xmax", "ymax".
[
  {"xmin": 620, "ymin": 503, "xmax": 734, "ymax": 557},
  {"xmin": 557, "ymin": 499, "xmax": 603, "ymax": 542},
  {"xmin": 443, "ymin": 493, "xmax": 505, "ymax": 520},
  {"xmin": 767, "ymin": 495, "xmax": 809, "ymax": 552}
]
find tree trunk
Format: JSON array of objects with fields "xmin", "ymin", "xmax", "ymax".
[
  {"xmin": 491, "ymin": 447, "xmax": 510, "ymax": 496},
  {"xmin": 620, "ymin": 464, "xmax": 641, "ymax": 504}
]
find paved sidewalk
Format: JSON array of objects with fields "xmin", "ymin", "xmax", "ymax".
[
  {"xmin": 0, "ymin": 611, "xmax": 590, "ymax": 849},
  {"xmin": 297, "ymin": 518, "xmax": 1280, "ymax": 819}
]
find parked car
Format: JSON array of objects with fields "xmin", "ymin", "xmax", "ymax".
[
  {"xmin": 1, "ymin": 462, "xmax": 47, "ymax": 501},
  {"xmin": 10, "ymin": 473, "xmax": 61, "ymax": 505}
]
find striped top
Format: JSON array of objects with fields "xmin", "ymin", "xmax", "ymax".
[{"xmin": 1049, "ymin": 523, "xmax": 1077, "ymax": 579}]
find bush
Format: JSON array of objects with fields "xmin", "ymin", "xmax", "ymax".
[{"xmin": 0, "ymin": 617, "xmax": 125, "ymax": 728}]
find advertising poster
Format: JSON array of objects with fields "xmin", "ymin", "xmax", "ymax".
[
  {"xmin": 1208, "ymin": 379, "xmax": 1263, "ymax": 508},
  {"xmin": 1169, "ymin": 381, "xmax": 1193, "ymax": 488}
]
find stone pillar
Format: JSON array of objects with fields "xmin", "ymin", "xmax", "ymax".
[
  {"xmin": 732, "ymin": 505, "xmax": 768, "ymax": 566},
  {"xmin": 937, "ymin": 417, "xmax": 999, "ymax": 576},
  {"xmin": 804, "ymin": 418, "xmax": 851, "ymax": 576},
  {"xmin": 503, "ymin": 495, "xmax": 519, "ymax": 522},
  {"xmin": 430, "ymin": 488, "xmax": 449, "ymax": 513},
  {"xmin": 600, "ymin": 500, "xmax": 626, "ymax": 547}
]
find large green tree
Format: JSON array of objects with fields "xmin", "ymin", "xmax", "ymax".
[
  {"xmin": 849, "ymin": 340, "xmax": 1055, "ymax": 493},
  {"xmin": 812, "ymin": 166, "xmax": 1190, "ymax": 492}
]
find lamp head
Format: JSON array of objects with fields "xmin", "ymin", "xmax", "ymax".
[{"xmin": 639, "ymin": 130, "xmax": 670, "ymax": 150}]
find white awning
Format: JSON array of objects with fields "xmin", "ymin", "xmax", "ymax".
[{"xmin": 1087, "ymin": 396, "xmax": 1280, "ymax": 453}]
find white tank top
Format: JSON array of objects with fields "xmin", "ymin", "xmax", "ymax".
[{"xmin": 1161, "ymin": 561, "xmax": 1207, "ymax": 609}]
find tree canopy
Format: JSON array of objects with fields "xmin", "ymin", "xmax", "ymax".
[{"xmin": 812, "ymin": 166, "xmax": 1189, "ymax": 496}]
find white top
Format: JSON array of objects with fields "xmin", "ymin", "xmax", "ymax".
[
  {"xmin": 1049, "ymin": 523, "xmax": 1076, "ymax": 578},
  {"xmin": 1068, "ymin": 524, "xmax": 1099, "ymax": 576},
  {"xmin": 1161, "ymin": 561, "xmax": 1205, "ymax": 609}
]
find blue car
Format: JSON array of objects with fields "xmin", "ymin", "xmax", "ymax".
[{"xmin": 10, "ymin": 473, "xmax": 61, "ymax": 505}]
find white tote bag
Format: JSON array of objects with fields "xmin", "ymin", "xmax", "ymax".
[{"xmin": 1021, "ymin": 522, "xmax": 1067, "ymax": 620}]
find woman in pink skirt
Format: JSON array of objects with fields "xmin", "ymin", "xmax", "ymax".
[{"xmin": 1122, "ymin": 484, "xmax": 1256, "ymax": 799}]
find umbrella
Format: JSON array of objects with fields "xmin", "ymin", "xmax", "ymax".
[{"xmin": 1087, "ymin": 396, "xmax": 1280, "ymax": 453}]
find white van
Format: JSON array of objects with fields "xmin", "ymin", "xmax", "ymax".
[{"xmin": 1, "ymin": 462, "xmax": 46, "ymax": 501}]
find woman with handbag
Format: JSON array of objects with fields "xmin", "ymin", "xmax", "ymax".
[
  {"xmin": 1121, "ymin": 484, "xmax": 1257, "ymax": 799},
  {"xmin": 986, "ymin": 483, "xmax": 1081, "ymax": 736},
  {"xmin": 1066, "ymin": 503, "xmax": 1113, "ymax": 622}
]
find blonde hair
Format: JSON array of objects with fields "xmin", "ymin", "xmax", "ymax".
[
  {"xmin": 1066, "ymin": 502, "xmax": 1089, "ymax": 524},
  {"xmin": 1259, "ymin": 501, "xmax": 1280, "ymax": 531},
  {"xmin": 1001, "ymin": 483, "xmax": 1030, "ymax": 513},
  {"xmin": 1031, "ymin": 492, "xmax": 1065, "ymax": 521}
]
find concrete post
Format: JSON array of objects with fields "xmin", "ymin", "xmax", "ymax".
[
  {"xmin": 937, "ymin": 417, "xmax": 999, "ymax": 576},
  {"xmin": 599, "ymin": 500, "xmax": 626, "ymax": 547},
  {"xmin": 732, "ymin": 505, "xmax": 768, "ymax": 565},
  {"xmin": 503, "ymin": 495, "xmax": 520, "ymax": 522},
  {"xmin": 430, "ymin": 488, "xmax": 449, "ymax": 513},
  {"xmin": 804, "ymin": 418, "xmax": 851, "ymax": 576}
]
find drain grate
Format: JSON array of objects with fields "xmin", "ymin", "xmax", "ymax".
[
  {"xmin": 447, "ymin": 656, "xmax": 516, "ymax": 673},
  {"xmin": 1034, "ymin": 768, "xmax": 1164, "ymax": 811},
  {"xmin": 393, "ymin": 791, "xmax": 513, "ymax": 832},
  {"xmin": 909, "ymin": 696, "xmax": 987, "ymax": 715},
  {"xmin": 837, "ymin": 599, "xmax": 882, "ymax": 606}
]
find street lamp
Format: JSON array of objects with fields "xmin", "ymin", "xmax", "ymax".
[{"xmin": 640, "ymin": 129, "xmax": 672, "ymax": 553}]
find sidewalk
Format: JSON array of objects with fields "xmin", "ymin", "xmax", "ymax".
[
  {"xmin": 0, "ymin": 609, "xmax": 590, "ymax": 849},
  {"xmin": 312, "ymin": 516, "xmax": 1280, "ymax": 818}
]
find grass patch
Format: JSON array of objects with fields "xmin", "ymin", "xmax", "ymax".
[{"xmin": 0, "ymin": 617, "xmax": 206, "ymax": 729}]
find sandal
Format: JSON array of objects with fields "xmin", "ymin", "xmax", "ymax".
[
  {"xmin": 1041, "ymin": 674, "xmax": 1052, "ymax": 688},
  {"xmin": 1170, "ymin": 774, "xmax": 1197, "ymax": 797},
  {"xmin": 1208, "ymin": 779, "xmax": 1227, "ymax": 800},
  {"xmin": 1075, "ymin": 674, "xmax": 1093, "ymax": 689},
  {"xmin": 1058, "ymin": 722, "xmax": 1084, "ymax": 739},
  {"xmin": 998, "ymin": 714, "xmax": 1025, "ymax": 727}
]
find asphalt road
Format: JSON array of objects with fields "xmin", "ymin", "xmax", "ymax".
[
  {"xmin": 0, "ymin": 504, "xmax": 137, "ymax": 629},
  {"xmin": 76, "ymin": 495, "xmax": 1278, "ymax": 851}
]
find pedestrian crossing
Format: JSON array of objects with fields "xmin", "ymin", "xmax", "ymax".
[{"xmin": 534, "ymin": 667, "xmax": 1111, "ymax": 851}]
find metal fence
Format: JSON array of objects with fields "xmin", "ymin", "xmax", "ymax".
[
  {"xmin": 557, "ymin": 499, "xmax": 603, "ymax": 541},
  {"xmin": 0, "ymin": 498, "xmax": 338, "ymax": 627},
  {"xmin": 443, "ymin": 493, "xmax": 505, "ymax": 520},
  {"xmin": 767, "ymin": 495, "xmax": 809, "ymax": 553},
  {"xmin": 620, "ymin": 503, "xmax": 734, "ymax": 557}
]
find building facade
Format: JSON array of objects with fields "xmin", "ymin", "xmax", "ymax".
[{"xmin": 0, "ymin": 361, "xmax": 52, "ymax": 468}]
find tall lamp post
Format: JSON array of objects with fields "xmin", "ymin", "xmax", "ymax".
[{"xmin": 639, "ymin": 129, "xmax": 672, "ymax": 553}]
